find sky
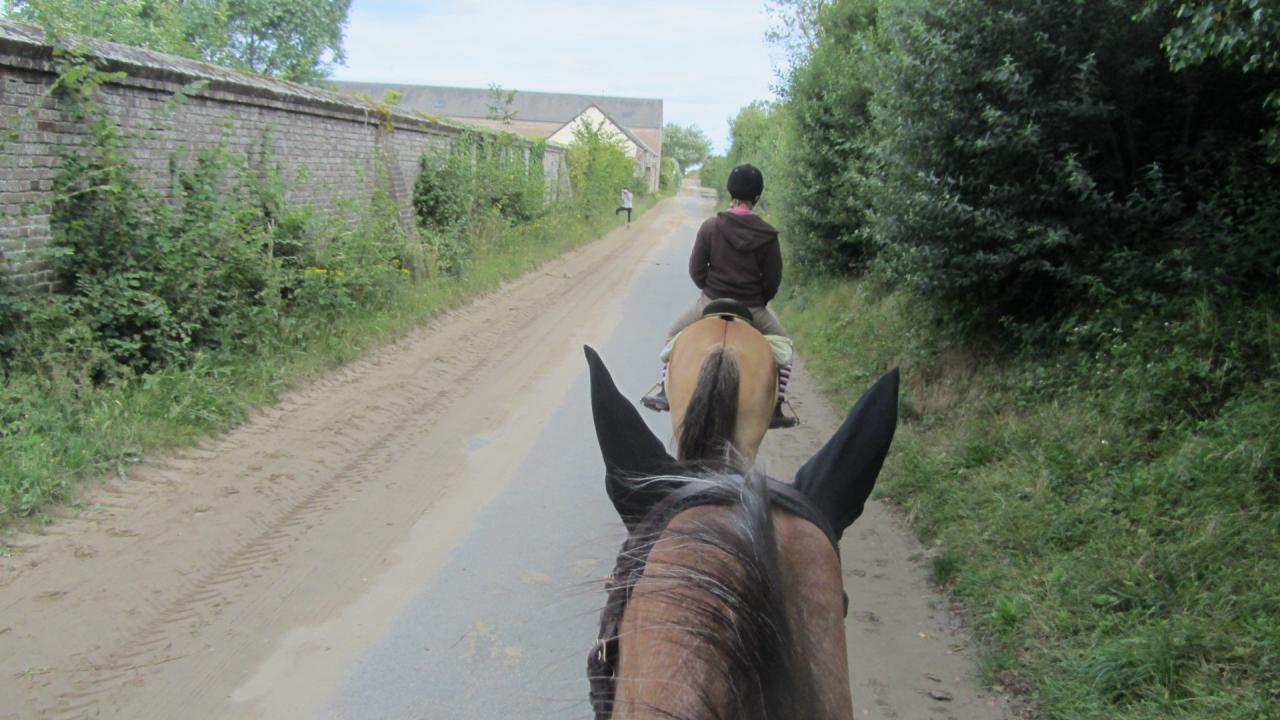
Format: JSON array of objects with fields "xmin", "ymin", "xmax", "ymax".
[{"xmin": 331, "ymin": 0, "xmax": 784, "ymax": 153}]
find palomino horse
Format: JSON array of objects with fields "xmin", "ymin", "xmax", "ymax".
[
  {"xmin": 584, "ymin": 346, "xmax": 899, "ymax": 720},
  {"xmin": 664, "ymin": 300, "xmax": 779, "ymax": 468}
]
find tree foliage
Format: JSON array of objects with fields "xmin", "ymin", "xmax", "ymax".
[
  {"xmin": 745, "ymin": 0, "xmax": 1280, "ymax": 339},
  {"xmin": 869, "ymin": 0, "xmax": 1279, "ymax": 335},
  {"xmin": 218, "ymin": 0, "xmax": 350, "ymax": 82},
  {"xmin": 3, "ymin": 0, "xmax": 351, "ymax": 83},
  {"xmin": 782, "ymin": 0, "xmax": 880, "ymax": 273},
  {"xmin": 1146, "ymin": 0, "xmax": 1280, "ymax": 158},
  {"xmin": 485, "ymin": 82, "xmax": 518, "ymax": 125},
  {"xmin": 3, "ymin": 0, "xmax": 222, "ymax": 57},
  {"xmin": 720, "ymin": 100, "xmax": 795, "ymax": 219},
  {"xmin": 764, "ymin": 0, "xmax": 829, "ymax": 79},
  {"xmin": 661, "ymin": 122, "xmax": 712, "ymax": 172},
  {"xmin": 566, "ymin": 119, "xmax": 637, "ymax": 211},
  {"xmin": 699, "ymin": 154, "xmax": 727, "ymax": 195}
]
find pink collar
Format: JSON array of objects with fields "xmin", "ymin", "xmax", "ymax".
[{"xmin": 726, "ymin": 206, "xmax": 753, "ymax": 215}]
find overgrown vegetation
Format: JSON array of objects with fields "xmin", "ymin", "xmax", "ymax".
[
  {"xmin": 564, "ymin": 118, "xmax": 645, "ymax": 211},
  {"xmin": 413, "ymin": 130, "xmax": 548, "ymax": 275},
  {"xmin": 0, "ymin": 53, "xmax": 657, "ymax": 522},
  {"xmin": 3, "ymin": 0, "xmax": 352, "ymax": 83},
  {"xmin": 780, "ymin": 280, "xmax": 1279, "ymax": 720},
  {"xmin": 737, "ymin": 0, "xmax": 1280, "ymax": 717}
]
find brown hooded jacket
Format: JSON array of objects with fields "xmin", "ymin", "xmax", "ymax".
[{"xmin": 688, "ymin": 211, "xmax": 782, "ymax": 307}]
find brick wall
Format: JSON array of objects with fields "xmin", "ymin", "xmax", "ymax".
[{"xmin": 0, "ymin": 21, "xmax": 568, "ymax": 290}]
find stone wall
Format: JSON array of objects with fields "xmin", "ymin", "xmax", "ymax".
[{"xmin": 0, "ymin": 21, "xmax": 568, "ymax": 290}]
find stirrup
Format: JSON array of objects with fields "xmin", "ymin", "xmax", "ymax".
[
  {"xmin": 770, "ymin": 398, "xmax": 799, "ymax": 429},
  {"xmin": 641, "ymin": 383, "xmax": 669, "ymax": 413}
]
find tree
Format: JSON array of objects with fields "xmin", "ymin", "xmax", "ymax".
[
  {"xmin": 485, "ymin": 83, "xmax": 518, "ymax": 125},
  {"xmin": 725, "ymin": 101, "xmax": 793, "ymax": 213},
  {"xmin": 662, "ymin": 123, "xmax": 712, "ymax": 172},
  {"xmin": 765, "ymin": 0, "xmax": 829, "ymax": 79},
  {"xmin": 781, "ymin": 0, "xmax": 881, "ymax": 273},
  {"xmin": 3, "ymin": 0, "xmax": 351, "ymax": 84},
  {"xmin": 217, "ymin": 0, "xmax": 351, "ymax": 83},
  {"xmin": 868, "ymin": 0, "xmax": 1280, "ymax": 336},
  {"xmin": 2, "ymin": 0, "xmax": 223, "ymax": 58},
  {"xmin": 1145, "ymin": 0, "xmax": 1280, "ymax": 159},
  {"xmin": 566, "ymin": 119, "xmax": 634, "ymax": 213}
]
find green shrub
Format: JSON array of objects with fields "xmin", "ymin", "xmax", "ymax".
[
  {"xmin": 699, "ymin": 155, "xmax": 727, "ymax": 196},
  {"xmin": 759, "ymin": 0, "xmax": 1280, "ymax": 343},
  {"xmin": 780, "ymin": 274, "xmax": 1280, "ymax": 720},
  {"xmin": 413, "ymin": 149, "xmax": 470, "ymax": 231},
  {"xmin": 782, "ymin": 0, "xmax": 881, "ymax": 273},
  {"xmin": 868, "ymin": 0, "xmax": 1280, "ymax": 338},
  {"xmin": 412, "ymin": 130, "xmax": 549, "ymax": 275},
  {"xmin": 659, "ymin": 156, "xmax": 681, "ymax": 194},
  {"xmin": 564, "ymin": 119, "xmax": 636, "ymax": 215}
]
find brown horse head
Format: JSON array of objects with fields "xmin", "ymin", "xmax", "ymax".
[{"xmin": 584, "ymin": 346, "xmax": 899, "ymax": 719}]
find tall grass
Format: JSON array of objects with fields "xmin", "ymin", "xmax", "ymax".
[{"xmin": 778, "ymin": 277, "xmax": 1280, "ymax": 719}]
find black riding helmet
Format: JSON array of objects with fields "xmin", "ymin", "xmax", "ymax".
[{"xmin": 727, "ymin": 164, "xmax": 764, "ymax": 203}]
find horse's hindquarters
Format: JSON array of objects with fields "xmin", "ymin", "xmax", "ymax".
[{"xmin": 666, "ymin": 318, "xmax": 775, "ymax": 467}]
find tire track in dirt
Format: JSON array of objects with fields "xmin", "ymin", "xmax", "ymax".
[{"xmin": 0, "ymin": 200, "xmax": 687, "ymax": 720}]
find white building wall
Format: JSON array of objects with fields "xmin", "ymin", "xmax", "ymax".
[{"xmin": 547, "ymin": 106, "xmax": 639, "ymax": 158}]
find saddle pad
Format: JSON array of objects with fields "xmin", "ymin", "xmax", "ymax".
[{"xmin": 659, "ymin": 331, "xmax": 793, "ymax": 366}]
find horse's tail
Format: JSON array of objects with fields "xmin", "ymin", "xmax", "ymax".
[{"xmin": 678, "ymin": 346, "xmax": 740, "ymax": 463}]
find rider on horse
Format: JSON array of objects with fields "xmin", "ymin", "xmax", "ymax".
[{"xmin": 642, "ymin": 163, "xmax": 798, "ymax": 429}]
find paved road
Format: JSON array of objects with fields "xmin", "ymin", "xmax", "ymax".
[{"xmin": 317, "ymin": 189, "xmax": 705, "ymax": 719}]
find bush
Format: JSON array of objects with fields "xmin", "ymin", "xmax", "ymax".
[
  {"xmin": 782, "ymin": 0, "xmax": 882, "ymax": 273},
  {"xmin": 699, "ymin": 155, "xmax": 727, "ymax": 197},
  {"xmin": 780, "ymin": 275, "xmax": 1280, "ymax": 720},
  {"xmin": 659, "ymin": 156, "xmax": 681, "ymax": 194},
  {"xmin": 564, "ymin": 119, "xmax": 637, "ymax": 214},
  {"xmin": 725, "ymin": 101, "xmax": 794, "ymax": 214},
  {"xmin": 412, "ymin": 130, "xmax": 549, "ymax": 275},
  {"xmin": 869, "ymin": 0, "xmax": 1280, "ymax": 337}
]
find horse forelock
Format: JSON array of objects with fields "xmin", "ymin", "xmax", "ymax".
[{"xmin": 606, "ymin": 470, "xmax": 823, "ymax": 720}]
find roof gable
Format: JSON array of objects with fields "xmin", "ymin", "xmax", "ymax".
[{"xmin": 550, "ymin": 104, "xmax": 656, "ymax": 156}]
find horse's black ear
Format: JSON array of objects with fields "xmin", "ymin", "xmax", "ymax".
[
  {"xmin": 794, "ymin": 368, "xmax": 899, "ymax": 539},
  {"xmin": 585, "ymin": 346, "xmax": 681, "ymax": 529}
]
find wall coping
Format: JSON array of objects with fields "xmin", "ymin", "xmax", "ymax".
[{"xmin": 0, "ymin": 19, "xmax": 564, "ymax": 149}]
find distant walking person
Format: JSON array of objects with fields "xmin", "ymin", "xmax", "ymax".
[{"xmin": 615, "ymin": 187, "xmax": 634, "ymax": 227}]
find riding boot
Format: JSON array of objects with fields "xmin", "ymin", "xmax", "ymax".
[
  {"xmin": 641, "ymin": 382, "xmax": 668, "ymax": 412},
  {"xmin": 770, "ymin": 361, "xmax": 798, "ymax": 428},
  {"xmin": 770, "ymin": 399, "xmax": 799, "ymax": 429}
]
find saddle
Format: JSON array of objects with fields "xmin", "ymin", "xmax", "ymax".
[
  {"xmin": 587, "ymin": 477, "xmax": 843, "ymax": 719},
  {"xmin": 701, "ymin": 297, "xmax": 753, "ymax": 323}
]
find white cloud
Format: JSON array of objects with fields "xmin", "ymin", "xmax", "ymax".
[{"xmin": 333, "ymin": 1, "xmax": 779, "ymax": 151}]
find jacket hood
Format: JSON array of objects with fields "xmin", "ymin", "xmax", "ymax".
[{"xmin": 716, "ymin": 211, "xmax": 778, "ymax": 251}]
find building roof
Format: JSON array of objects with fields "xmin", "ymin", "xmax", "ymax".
[
  {"xmin": 331, "ymin": 81, "xmax": 663, "ymax": 130},
  {"xmin": 552, "ymin": 104, "xmax": 656, "ymax": 157}
]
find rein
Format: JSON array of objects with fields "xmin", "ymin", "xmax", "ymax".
[{"xmin": 587, "ymin": 477, "xmax": 844, "ymax": 720}]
